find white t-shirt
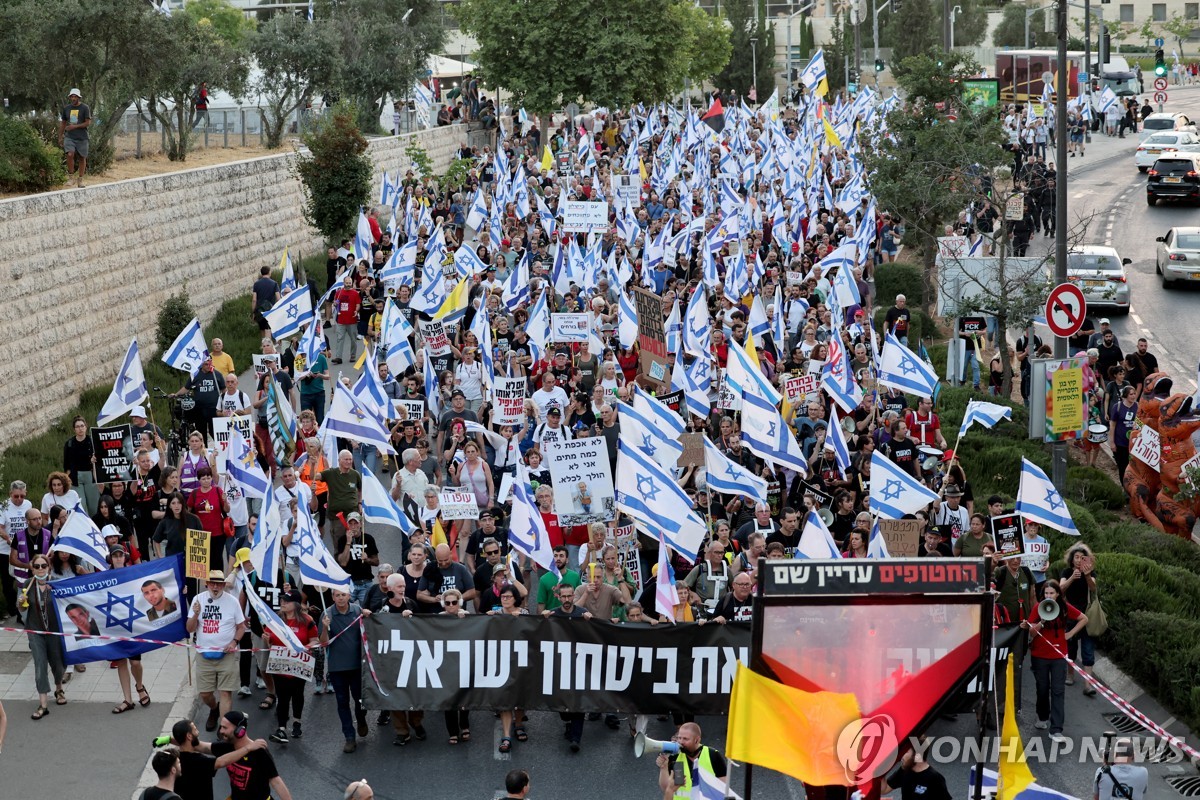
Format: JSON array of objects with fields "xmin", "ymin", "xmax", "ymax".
[
  {"xmin": 41, "ymin": 490, "xmax": 82, "ymax": 516},
  {"xmin": 531, "ymin": 386, "xmax": 569, "ymax": 421},
  {"xmin": 0, "ymin": 498, "xmax": 32, "ymax": 556},
  {"xmin": 192, "ymin": 589, "xmax": 245, "ymax": 652},
  {"xmin": 217, "ymin": 390, "xmax": 251, "ymax": 416},
  {"xmin": 534, "ymin": 422, "xmax": 574, "ymax": 449},
  {"xmin": 455, "ymin": 361, "xmax": 484, "ymax": 401},
  {"xmin": 274, "ymin": 483, "xmax": 313, "ymax": 559}
]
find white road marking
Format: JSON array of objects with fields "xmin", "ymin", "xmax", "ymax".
[{"xmin": 1130, "ymin": 313, "xmax": 1144, "ymax": 325}]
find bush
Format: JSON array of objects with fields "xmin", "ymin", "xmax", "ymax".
[
  {"xmin": 874, "ymin": 262, "xmax": 925, "ymax": 308},
  {"xmin": 156, "ymin": 292, "xmax": 198, "ymax": 357},
  {"xmin": 0, "ymin": 113, "xmax": 66, "ymax": 192},
  {"xmin": 1066, "ymin": 466, "xmax": 1129, "ymax": 511},
  {"xmin": 295, "ymin": 103, "xmax": 372, "ymax": 242},
  {"xmin": 1108, "ymin": 610, "xmax": 1200, "ymax": 730}
]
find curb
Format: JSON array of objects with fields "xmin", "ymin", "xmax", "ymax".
[{"xmin": 130, "ymin": 660, "xmax": 200, "ymax": 800}]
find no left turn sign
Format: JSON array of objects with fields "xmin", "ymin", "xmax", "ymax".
[
  {"xmin": 1045, "ymin": 283, "xmax": 1087, "ymax": 339},
  {"xmin": 1154, "ymin": 77, "xmax": 1168, "ymax": 91}
]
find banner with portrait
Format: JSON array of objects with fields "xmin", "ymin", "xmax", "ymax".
[
  {"xmin": 50, "ymin": 555, "xmax": 187, "ymax": 665},
  {"xmin": 544, "ymin": 438, "xmax": 615, "ymax": 526}
]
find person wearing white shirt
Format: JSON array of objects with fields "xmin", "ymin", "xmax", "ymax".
[
  {"xmin": 186, "ymin": 570, "xmax": 247, "ymax": 731},
  {"xmin": 216, "ymin": 374, "xmax": 252, "ymax": 417},
  {"xmin": 391, "ymin": 448, "xmax": 429, "ymax": 505},
  {"xmin": 531, "ymin": 372, "xmax": 569, "ymax": 422},
  {"xmin": 1, "ymin": 480, "xmax": 32, "ymax": 619},
  {"xmin": 274, "ymin": 465, "xmax": 313, "ymax": 580},
  {"xmin": 533, "ymin": 407, "xmax": 574, "ymax": 449},
  {"xmin": 40, "ymin": 472, "xmax": 82, "ymax": 517},
  {"xmin": 454, "ymin": 348, "xmax": 485, "ymax": 414}
]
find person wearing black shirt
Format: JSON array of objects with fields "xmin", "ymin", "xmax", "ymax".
[
  {"xmin": 885, "ymin": 295, "xmax": 912, "ymax": 345},
  {"xmin": 169, "ymin": 718, "xmax": 268, "ymax": 800},
  {"xmin": 252, "ymin": 267, "xmax": 280, "ymax": 332},
  {"xmin": 326, "ymin": 247, "xmax": 347, "ymax": 298},
  {"xmin": 63, "ymin": 415, "xmax": 98, "ymax": 515},
  {"xmin": 335, "ymin": 516, "xmax": 380, "ymax": 603},
  {"xmin": 212, "ymin": 711, "xmax": 292, "ymax": 800},
  {"xmin": 1015, "ymin": 332, "xmax": 1044, "ymax": 406},
  {"xmin": 881, "ymin": 420, "xmax": 921, "ymax": 480},
  {"xmin": 548, "ymin": 585, "xmax": 591, "ymax": 751},
  {"xmin": 883, "ymin": 747, "xmax": 952, "ymax": 800},
  {"xmin": 142, "ymin": 746, "xmax": 183, "ymax": 800},
  {"xmin": 177, "ymin": 358, "xmax": 226, "ymax": 442},
  {"xmin": 710, "ymin": 575, "xmax": 754, "ymax": 623}
]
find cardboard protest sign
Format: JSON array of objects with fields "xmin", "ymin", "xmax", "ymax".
[
  {"xmin": 186, "ymin": 529, "xmax": 210, "ymax": 580},
  {"xmin": 1131, "ymin": 424, "xmax": 1160, "ymax": 471},
  {"xmin": 492, "ymin": 377, "xmax": 527, "ymax": 427},
  {"xmin": 438, "ymin": 490, "xmax": 480, "ymax": 520},
  {"xmin": 419, "ymin": 319, "xmax": 452, "ymax": 356},
  {"xmin": 544, "ymin": 438, "xmax": 616, "ymax": 526},
  {"xmin": 92, "ymin": 424, "xmax": 135, "ymax": 482},
  {"xmin": 551, "ymin": 313, "xmax": 590, "ymax": 343},
  {"xmin": 784, "ymin": 373, "xmax": 819, "ymax": 409},
  {"xmin": 267, "ymin": 646, "xmax": 315, "ymax": 682},
  {"xmin": 990, "ymin": 514, "xmax": 1024, "ymax": 560},
  {"xmin": 612, "ymin": 523, "xmax": 643, "ymax": 588},
  {"xmin": 631, "ymin": 286, "xmax": 670, "ymax": 383},
  {"xmin": 878, "ymin": 519, "xmax": 922, "ymax": 558},
  {"xmin": 212, "ymin": 416, "xmax": 255, "ymax": 472},
  {"xmin": 677, "ymin": 433, "xmax": 705, "ymax": 468}
]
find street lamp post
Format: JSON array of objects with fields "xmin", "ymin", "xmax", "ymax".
[
  {"xmin": 751, "ymin": 37, "xmax": 759, "ymax": 103},
  {"xmin": 872, "ymin": 0, "xmax": 893, "ymax": 88},
  {"xmin": 1023, "ymin": 6, "xmax": 1041, "ymax": 48},
  {"xmin": 950, "ymin": 4, "xmax": 962, "ymax": 50},
  {"xmin": 785, "ymin": 1, "xmax": 818, "ymax": 100}
]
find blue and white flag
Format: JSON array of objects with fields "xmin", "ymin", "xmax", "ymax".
[
  {"xmin": 263, "ymin": 286, "xmax": 315, "ymax": 340},
  {"xmin": 878, "ymin": 332, "xmax": 939, "ymax": 399},
  {"xmin": 503, "ymin": 253, "xmax": 531, "ymax": 312},
  {"xmin": 469, "ymin": 304, "xmax": 495, "ymax": 391},
  {"xmin": 382, "ymin": 301, "xmax": 416, "ymax": 374},
  {"xmin": 867, "ymin": 517, "xmax": 892, "ymax": 559},
  {"xmin": 957, "ymin": 400, "xmax": 1013, "ymax": 440},
  {"xmin": 361, "ymin": 465, "xmax": 418, "ymax": 535},
  {"xmin": 869, "ymin": 450, "xmax": 939, "ymax": 519},
  {"xmin": 51, "ymin": 555, "xmax": 186, "ymax": 665},
  {"xmin": 227, "ymin": 425, "xmax": 271, "ymax": 500},
  {"xmin": 618, "ymin": 286, "xmax": 640, "ymax": 350},
  {"xmin": 826, "ymin": 410, "xmax": 852, "ymax": 479},
  {"xmin": 351, "ymin": 346, "xmax": 389, "ymax": 415},
  {"xmin": 56, "ymin": 503, "xmax": 112, "ymax": 571},
  {"xmin": 682, "ymin": 285, "xmax": 712, "ymax": 358},
  {"xmin": 1097, "ymin": 86, "xmax": 1118, "ymax": 115},
  {"xmin": 161, "ymin": 318, "xmax": 208, "ymax": 378},
  {"xmin": 823, "ymin": 244, "xmax": 861, "ymax": 308},
  {"xmin": 694, "ymin": 761, "xmax": 742, "ymax": 800},
  {"xmin": 280, "ymin": 248, "xmax": 297, "ymax": 294},
  {"xmin": 671, "ymin": 351, "xmax": 710, "ymax": 420},
  {"xmin": 740, "ymin": 388, "xmax": 810, "ymax": 477},
  {"xmin": 294, "ymin": 505, "xmax": 352, "ymax": 591},
  {"xmin": 614, "ymin": 440, "xmax": 706, "ymax": 560},
  {"xmin": 98, "ymin": 338, "xmax": 149, "ymax": 425},
  {"xmin": 240, "ymin": 571, "xmax": 308, "ymax": 656},
  {"xmin": 632, "ymin": 384, "xmax": 686, "ymax": 438},
  {"xmin": 250, "ymin": 488, "xmax": 284, "ymax": 584},
  {"xmin": 800, "ymin": 49, "xmax": 828, "ymax": 94},
  {"xmin": 703, "ymin": 438, "xmax": 768, "ymax": 504},
  {"xmin": 1015, "ymin": 458, "xmax": 1079, "ymax": 535},
  {"xmin": 506, "ymin": 466, "xmax": 555, "ymax": 573},
  {"xmin": 797, "ymin": 510, "xmax": 842, "ymax": 559},
  {"xmin": 380, "ymin": 239, "xmax": 417, "ymax": 287},
  {"xmin": 617, "ymin": 400, "xmax": 684, "ymax": 469},
  {"xmin": 323, "ymin": 381, "xmax": 397, "ymax": 454}
]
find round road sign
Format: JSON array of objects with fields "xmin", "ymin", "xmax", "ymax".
[
  {"xmin": 1154, "ymin": 77, "xmax": 1168, "ymax": 91},
  {"xmin": 1155, "ymin": 91, "xmax": 1169, "ymax": 104},
  {"xmin": 1045, "ymin": 283, "xmax": 1087, "ymax": 339}
]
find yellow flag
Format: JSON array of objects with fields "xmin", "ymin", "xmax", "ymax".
[
  {"xmin": 353, "ymin": 347, "xmax": 367, "ymax": 371},
  {"xmin": 639, "ymin": 157, "xmax": 649, "ymax": 182},
  {"xmin": 823, "ymin": 118, "xmax": 843, "ymax": 149},
  {"xmin": 435, "ymin": 278, "xmax": 471, "ymax": 323},
  {"xmin": 727, "ymin": 663, "xmax": 862, "ymax": 787},
  {"xmin": 540, "ymin": 145, "xmax": 554, "ymax": 173},
  {"xmin": 278, "ymin": 248, "xmax": 290, "ymax": 275},
  {"xmin": 817, "ymin": 77, "xmax": 830, "ymax": 98},
  {"xmin": 431, "ymin": 518, "xmax": 448, "ymax": 550},
  {"xmin": 744, "ymin": 328, "xmax": 762, "ymax": 372},
  {"xmin": 998, "ymin": 655, "xmax": 1036, "ymax": 800}
]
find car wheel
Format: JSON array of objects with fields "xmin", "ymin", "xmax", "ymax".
[
  {"xmin": 1147, "ymin": 195, "xmax": 1158, "ymax": 206},
  {"xmin": 1162, "ymin": 271, "xmax": 1174, "ymax": 289},
  {"xmin": 1139, "ymin": 166, "xmax": 1149, "ymax": 173},
  {"xmin": 1156, "ymin": 259, "xmax": 1162, "ymax": 274}
]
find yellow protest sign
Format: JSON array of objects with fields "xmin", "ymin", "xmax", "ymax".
[
  {"xmin": 1045, "ymin": 358, "xmax": 1086, "ymax": 442},
  {"xmin": 186, "ymin": 529, "xmax": 211, "ymax": 579}
]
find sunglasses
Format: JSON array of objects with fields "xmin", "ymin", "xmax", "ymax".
[
  {"xmin": 32, "ymin": 563, "xmax": 50, "ymax": 569},
  {"xmin": 484, "ymin": 549, "xmax": 500, "ymax": 555},
  {"xmin": 444, "ymin": 599, "xmax": 460, "ymax": 606}
]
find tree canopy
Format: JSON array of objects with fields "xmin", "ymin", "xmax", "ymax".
[
  {"xmin": 250, "ymin": 14, "xmax": 342, "ymax": 148},
  {"xmin": 457, "ymin": 0, "xmax": 731, "ymax": 113},
  {"xmin": 715, "ymin": 0, "xmax": 774, "ymax": 100},
  {"xmin": 992, "ymin": 3, "xmax": 1052, "ymax": 49}
]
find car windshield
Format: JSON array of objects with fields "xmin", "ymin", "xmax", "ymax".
[
  {"xmin": 1177, "ymin": 234, "xmax": 1200, "ymax": 249},
  {"xmin": 1155, "ymin": 159, "xmax": 1194, "ymax": 171},
  {"xmin": 1146, "ymin": 134, "xmax": 1179, "ymax": 144},
  {"xmin": 1067, "ymin": 254, "xmax": 1123, "ymax": 273},
  {"xmin": 1144, "ymin": 119, "xmax": 1175, "ymax": 130}
]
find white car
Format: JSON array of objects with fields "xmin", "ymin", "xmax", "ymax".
[
  {"xmin": 1135, "ymin": 131, "xmax": 1200, "ymax": 171},
  {"xmin": 1155, "ymin": 227, "xmax": 1200, "ymax": 288},
  {"xmin": 1067, "ymin": 246, "xmax": 1132, "ymax": 312}
]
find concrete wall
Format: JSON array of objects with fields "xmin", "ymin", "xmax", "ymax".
[{"xmin": 0, "ymin": 124, "xmax": 466, "ymax": 450}]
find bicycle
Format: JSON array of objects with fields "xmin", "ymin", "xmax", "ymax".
[{"xmin": 152, "ymin": 388, "xmax": 194, "ymax": 466}]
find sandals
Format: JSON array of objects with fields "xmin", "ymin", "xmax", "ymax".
[
  {"xmin": 448, "ymin": 736, "xmax": 459, "ymax": 745},
  {"xmin": 259, "ymin": 694, "xmax": 277, "ymax": 710},
  {"xmin": 515, "ymin": 726, "xmax": 528, "ymax": 742},
  {"xmin": 461, "ymin": 729, "xmax": 471, "ymax": 742},
  {"xmin": 498, "ymin": 736, "xmax": 512, "ymax": 753},
  {"xmin": 54, "ymin": 689, "xmax": 67, "ymax": 705},
  {"xmin": 113, "ymin": 700, "xmax": 136, "ymax": 714},
  {"xmin": 136, "ymin": 684, "xmax": 151, "ymax": 707},
  {"xmin": 31, "ymin": 705, "xmax": 49, "ymax": 720}
]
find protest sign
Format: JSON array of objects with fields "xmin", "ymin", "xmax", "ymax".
[
  {"xmin": 657, "ymin": 389, "xmax": 684, "ymax": 414},
  {"xmin": 185, "ymin": 529, "xmax": 211, "ymax": 580},
  {"xmin": 544, "ymin": 438, "xmax": 616, "ymax": 526},
  {"xmin": 937, "ymin": 236, "xmax": 970, "ymax": 259},
  {"xmin": 492, "ymin": 377, "xmax": 527, "ymax": 427},
  {"xmin": 717, "ymin": 369, "xmax": 742, "ymax": 411},
  {"xmin": 612, "ymin": 523, "xmax": 643, "ymax": 588},
  {"xmin": 438, "ymin": 490, "xmax": 480, "ymax": 520},
  {"xmin": 1044, "ymin": 357, "xmax": 1086, "ymax": 443},
  {"xmin": 677, "ymin": 433, "xmax": 705, "ymax": 468},
  {"xmin": 551, "ymin": 313, "xmax": 590, "ymax": 343},
  {"xmin": 631, "ymin": 285, "xmax": 670, "ymax": 383},
  {"xmin": 786, "ymin": 270, "xmax": 805, "ymax": 287},
  {"xmin": 253, "ymin": 354, "xmax": 279, "ymax": 378},
  {"xmin": 419, "ymin": 319, "xmax": 452, "ymax": 356},
  {"xmin": 561, "ymin": 200, "xmax": 608, "ymax": 233},
  {"xmin": 990, "ymin": 514, "xmax": 1024, "ymax": 560},
  {"xmin": 392, "ymin": 398, "xmax": 425, "ymax": 426},
  {"xmin": 267, "ymin": 646, "xmax": 316, "ymax": 682},
  {"xmin": 1131, "ymin": 423, "xmax": 1161, "ymax": 471},
  {"xmin": 878, "ymin": 519, "xmax": 922, "ymax": 558},
  {"xmin": 611, "ymin": 173, "xmax": 640, "ymax": 204},
  {"xmin": 212, "ymin": 416, "xmax": 255, "ymax": 472},
  {"xmin": 92, "ymin": 424, "xmax": 135, "ymax": 482},
  {"xmin": 784, "ymin": 373, "xmax": 820, "ymax": 409}
]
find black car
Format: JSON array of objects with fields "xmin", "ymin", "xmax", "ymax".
[{"xmin": 1147, "ymin": 154, "xmax": 1200, "ymax": 206}]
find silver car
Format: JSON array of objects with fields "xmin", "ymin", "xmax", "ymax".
[
  {"xmin": 1066, "ymin": 246, "xmax": 1132, "ymax": 312},
  {"xmin": 1155, "ymin": 227, "xmax": 1200, "ymax": 288}
]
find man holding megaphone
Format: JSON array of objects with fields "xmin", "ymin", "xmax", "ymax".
[
  {"xmin": 638, "ymin": 722, "xmax": 728, "ymax": 799},
  {"xmin": 1024, "ymin": 579, "xmax": 1088, "ymax": 743}
]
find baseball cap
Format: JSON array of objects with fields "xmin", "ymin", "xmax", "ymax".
[
  {"xmin": 109, "ymin": 545, "xmax": 127, "ymax": 556},
  {"xmin": 1099, "ymin": 318, "xmax": 1111, "ymax": 324},
  {"xmin": 280, "ymin": 590, "xmax": 304, "ymax": 605},
  {"xmin": 131, "ymin": 406, "xmax": 147, "ymax": 419},
  {"xmin": 346, "ymin": 512, "xmax": 362, "ymax": 523},
  {"xmin": 451, "ymin": 389, "xmax": 466, "ymax": 399},
  {"xmin": 492, "ymin": 563, "xmax": 508, "ymax": 575},
  {"xmin": 547, "ymin": 407, "xmax": 562, "ymax": 416}
]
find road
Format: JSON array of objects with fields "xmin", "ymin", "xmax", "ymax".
[{"xmin": 1031, "ymin": 84, "xmax": 1200, "ymax": 394}]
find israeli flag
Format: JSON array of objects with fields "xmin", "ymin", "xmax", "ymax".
[
  {"xmin": 703, "ymin": 438, "xmax": 768, "ymax": 504},
  {"xmin": 455, "ymin": 245, "xmax": 489, "ymax": 279},
  {"xmin": 361, "ymin": 465, "xmax": 417, "ymax": 535},
  {"xmin": 465, "ymin": 189, "xmax": 489, "ymax": 232},
  {"xmin": 827, "ymin": 410, "xmax": 853, "ymax": 479},
  {"xmin": 469, "ymin": 304, "xmax": 495, "ymax": 390},
  {"xmin": 535, "ymin": 194, "xmax": 557, "ymax": 238},
  {"xmin": 382, "ymin": 302, "xmax": 415, "ymax": 374},
  {"xmin": 323, "ymin": 382, "xmax": 397, "ymax": 454},
  {"xmin": 297, "ymin": 310, "xmax": 325, "ymax": 368},
  {"xmin": 1098, "ymin": 86, "xmax": 1118, "ymax": 115},
  {"xmin": 1015, "ymin": 458, "xmax": 1079, "ymax": 535},
  {"xmin": 867, "ymin": 518, "xmax": 892, "ymax": 559},
  {"xmin": 957, "ymin": 400, "xmax": 1013, "ymax": 440},
  {"xmin": 823, "ymin": 244, "xmax": 861, "ymax": 308},
  {"xmin": 55, "ymin": 503, "xmax": 112, "ymax": 571},
  {"xmin": 98, "ymin": 338, "xmax": 149, "ymax": 425},
  {"xmin": 507, "ymin": 466, "xmax": 556, "ymax": 573},
  {"xmin": 618, "ymin": 286, "xmax": 639, "ymax": 350},
  {"xmin": 380, "ymin": 239, "xmax": 417, "ymax": 287},
  {"xmin": 797, "ymin": 510, "xmax": 843, "ymax": 559},
  {"xmin": 240, "ymin": 572, "xmax": 308, "ymax": 655},
  {"xmin": 675, "ymin": 350, "xmax": 711, "ymax": 419},
  {"xmin": 614, "ymin": 440, "xmax": 706, "ymax": 561},
  {"xmin": 664, "ymin": 298, "xmax": 682, "ymax": 356},
  {"xmin": 263, "ymin": 286, "xmax": 315, "ymax": 340},
  {"xmin": 725, "ymin": 338, "xmax": 781, "ymax": 405},
  {"xmin": 294, "ymin": 505, "xmax": 352, "ymax": 591},
  {"xmin": 422, "ymin": 345, "xmax": 441, "ymax": 421},
  {"xmin": 869, "ymin": 450, "xmax": 939, "ymax": 519},
  {"xmin": 878, "ymin": 332, "xmax": 939, "ymax": 399},
  {"xmin": 503, "ymin": 252, "xmax": 531, "ymax": 312},
  {"xmin": 632, "ymin": 384, "xmax": 687, "ymax": 438},
  {"xmin": 747, "ymin": 296, "xmax": 771, "ymax": 341},
  {"xmin": 161, "ymin": 317, "xmax": 208, "ymax": 378},
  {"xmin": 683, "ymin": 286, "xmax": 712, "ymax": 358},
  {"xmin": 250, "ymin": 489, "xmax": 283, "ymax": 584},
  {"xmin": 280, "ymin": 249, "xmax": 296, "ymax": 294},
  {"xmin": 740, "ymin": 387, "xmax": 810, "ymax": 476},
  {"xmin": 227, "ymin": 426, "xmax": 271, "ymax": 500},
  {"xmin": 617, "ymin": 400, "xmax": 684, "ymax": 469},
  {"xmin": 526, "ymin": 289, "xmax": 550, "ymax": 363}
]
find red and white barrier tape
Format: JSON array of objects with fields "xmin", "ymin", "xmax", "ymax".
[{"xmin": 359, "ymin": 620, "xmax": 389, "ymax": 697}]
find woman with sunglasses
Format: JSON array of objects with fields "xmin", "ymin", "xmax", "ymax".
[
  {"xmin": 438, "ymin": 588, "xmax": 471, "ymax": 743},
  {"xmin": 21, "ymin": 556, "xmax": 66, "ymax": 719},
  {"xmin": 106, "ymin": 546, "xmax": 151, "ymax": 713}
]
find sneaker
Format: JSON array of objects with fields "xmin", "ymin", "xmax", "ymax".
[
  {"xmin": 413, "ymin": 724, "xmax": 427, "ymax": 741},
  {"xmin": 1050, "ymin": 732, "xmax": 1067, "ymax": 743},
  {"xmin": 238, "ymin": 686, "xmax": 252, "ymax": 697},
  {"xmin": 270, "ymin": 727, "xmax": 289, "ymax": 744},
  {"xmin": 356, "ymin": 715, "xmax": 369, "ymax": 738},
  {"xmin": 1065, "ymin": 675, "xmax": 1074, "ymax": 686},
  {"xmin": 376, "ymin": 712, "xmax": 390, "ymax": 725},
  {"xmin": 255, "ymin": 678, "xmax": 266, "ymax": 690},
  {"xmin": 292, "ymin": 722, "xmax": 303, "ymax": 739},
  {"xmin": 1035, "ymin": 719, "xmax": 1050, "ymax": 730},
  {"xmin": 343, "ymin": 739, "xmax": 357, "ymax": 753},
  {"xmin": 569, "ymin": 740, "xmax": 581, "ymax": 753},
  {"xmin": 206, "ymin": 707, "xmax": 220, "ymax": 732},
  {"xmin": 392, "ymin": 734, "xmax": 411, "ymax": 746}
]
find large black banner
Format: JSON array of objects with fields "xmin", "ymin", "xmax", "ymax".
[
  {"xmin": 762, "ymin": 559, "xmax": 987, "ymax": 596},
  {"xmin": 362, "ymin": 615, "xmax": 751, "ymax": 714}
]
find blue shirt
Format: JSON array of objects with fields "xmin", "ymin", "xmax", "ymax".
[{"xmin": 322, "ymin": 603, "xmax": 363, "ymax": 673}]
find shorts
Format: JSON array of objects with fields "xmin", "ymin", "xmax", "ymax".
[
  {"xmin": 64, "ymin": 137, "xmax": 89, "ymax": 158},
  {"xmin": 1070, "ymin": 131, "xmax": 1083, "ymax": 143},
  {"xmin": 195, "ymin": 652, "xmax": 240, "ymax": 693}
]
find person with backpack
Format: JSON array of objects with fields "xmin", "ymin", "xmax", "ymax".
[
  {"xmin": 993, "ymin": 555, "xmax": 1037, "ymax": 724},
  {"xmin": 251, "ymin": 266, "xmax": 280, "ymax": 333}
]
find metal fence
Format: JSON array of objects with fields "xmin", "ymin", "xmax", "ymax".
[{"xmin": 112, "ymin": 105, "xmax": 323, "ymax": 159}]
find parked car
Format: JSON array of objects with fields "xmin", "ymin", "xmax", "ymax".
[
  {"xmin": 1155, "ymin": 226, "xmax": 1200, "ymax": 288},
  {"xmin": 1140, "ymin": 112, "xmax": 1197, "ymax": 140},
  {"xmin": 1135, "ymin": 131, "xmax": 1200, "ymax": 171},
  {"xmin": 1146, "ymin": 154, "xmax": 1200, "ymax": 206},
  {"xmin": 1066, "ymin": 246, "xmax": 1132, "ymax": 312}
]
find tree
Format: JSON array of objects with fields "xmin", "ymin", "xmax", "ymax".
[
  {"xmin": 1162, "ymin": 14, "xmax": 1194, "ymax": 57},
  {"xmin": 715, "ymin": 0, "xmax": 774, "ymax": 100},
  {"xmin": 295, "ymin": 104, "xmax": 372, "ymax": 243},
  {"xmin": 861, "ymin": 51, "xmax": 1007, "ymax": 302},
  {"xmin": 886, "ymin": 0, "xmax": 938, "ymax": 75},
  {"xmin": 1139, "ymin": 18, "xmax": 1158, "ymax": 49},
  {"xmin": 182, "ymin": 0, "xmax": 255, "ymax": 48},
  {"xmin": 143, "ymin": 11, "xmax": 249, "ymax": 161},
  {"xmin": 676, "ymin": 2, "xmax": 732, "ymax": 87},
  {"xmin": 457, "ymin": 0, "xmax": 730, "ymax": 114},
  {"xmin": 825, "ymin": 11, "xmax": 851, "ymax": 92},
  {"xmin": 330, "ymin": 0, "xmax": 444, "ymax": 134},
  {"xmin": 992, "ymin": 4, "xmax": 1053, "ymax": 49},
  {"xmin": 249, "ymin": 14, "xmax": 342, "ymax": 149}
]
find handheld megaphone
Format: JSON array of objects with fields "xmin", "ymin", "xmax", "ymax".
[
  {"xmin": 634, "ymin": 732, "xmax": 681, "ymax": 757},
  {"xmin": 1038, "ymin": 598, "xmax": 1060, "ymax": 621}
]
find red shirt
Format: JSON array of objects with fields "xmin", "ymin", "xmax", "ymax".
[
  {"xmin": 368, "ymin": 215, "xmax": 382, "ymax": 244},
  {"xmin": 905, "ymin": 410, "xmax": 942, "ymax": 447},
  {"xmin": 1027, "ymin": 600, "xmax": 1083, "ymax": 660},
  {"xmin": 187, "ymin": 486, "xmax": 227, "ymax": 541},
  {"xmin": 616, "ymin": 350, "xmax": 639, "ymax": 384},
  {"xmin": 540, "ymin": 510, "xmax": 564, "ymax": 549},
  {"xmin": 334, "ymin": 288, "xmax": 361, "ymax": 325},
  {"xmin": 263, "ymin": 614, "xmax": 318, "ymax": 658}
]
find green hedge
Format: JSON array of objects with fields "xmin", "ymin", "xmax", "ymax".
[
  {"xmin": 0, "ymin": 113, "xmax": 66, "ymax": 192},
  {"xmin": 875, "ymin": 262, "xmax": 925, "ymax": 307}
]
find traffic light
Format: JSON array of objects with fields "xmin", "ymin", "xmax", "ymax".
[
  {"xmin": 1155, "ymin": 48, "xmax": 1167, "ymax": 77},
  {"xmin": 875, "ymin": 58, "xmax": 885, "ymax": 72},
  {"xmin": 892, "ymin": 0, "xmax": 902, "ymax": 11}
]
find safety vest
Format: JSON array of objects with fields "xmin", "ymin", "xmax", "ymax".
[{"xmin": 675, "ymin": 746, "xmax": 716, "ymax": 798}]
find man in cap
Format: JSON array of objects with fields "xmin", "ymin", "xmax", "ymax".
[
  {"xmin": 129, "ymin": 406, "xmax": 164, "ymax": 450},
  {"xmin": 186, "ymin": 570, "xmax": 246, "ymax": 731},
  {"xmin": 335, "ymin": 512, "xmax": 379, "ymax": 605},
  {"xmin": 533, "ymin": 406, "xmax": 573, "ymax": 449},
  {"xmin": 1087, "ymin": 318, "xmax": 1120, "ymax": 350},
  {"xmin": 59, "ymin": 88, "xmax": 92, "ymax": 187}
]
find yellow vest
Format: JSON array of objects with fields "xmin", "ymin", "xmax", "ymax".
[{"xmin": 675, "ymin": 746, "xmax": 716, "ymax": 798}]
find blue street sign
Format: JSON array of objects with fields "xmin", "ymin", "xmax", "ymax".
[
  {"xmin": 1079, "ymin": 72, "xmax": 1088, "ymax": 81},
  {"xmin": 1155, "ymin": 37, "xmax": 1165, "ymax": 47}
]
